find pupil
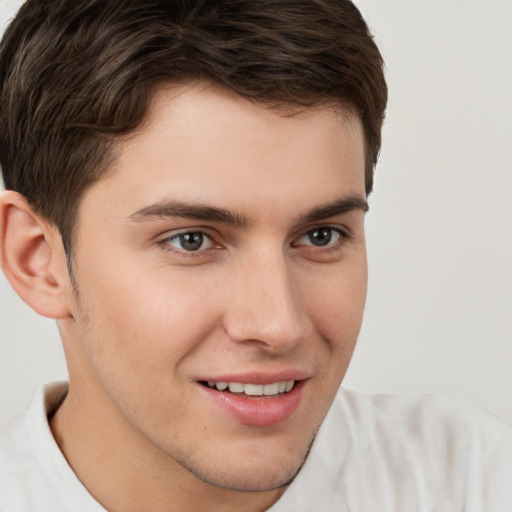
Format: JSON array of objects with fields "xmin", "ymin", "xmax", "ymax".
[
  {"xmin": 181, "ymin": 232, "xmax": 203, "ymax": 251},
  {"xmin": 310, "ymin": 228, "xmax": 331, "ymax": 246}
]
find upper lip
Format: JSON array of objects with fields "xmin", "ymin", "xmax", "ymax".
[{"xmin": 197, "ymin": 369, "xmax": 311, "ymax": 385}]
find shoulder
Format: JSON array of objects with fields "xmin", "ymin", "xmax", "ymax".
[
  {"xmin": 0, "ymin": 403, "xmax": 61, "ymax": 510},
  {"xmin": 0, "ymin": 382, "xmax": 106, "ymax": 512},
  {"xmin": 275, "ymin": 389, "xmax": 512, "ymax": 512},
  {"xmin": 335, "ymin": 387, "xmax": 512, "ymax": 451},
  {"xmin": 334, "ymin": 389, "xmax": 512, "ymax": 509},
  {"xmin": 336, "ymin": 387, "xmax": 511, "ymax": 428}
]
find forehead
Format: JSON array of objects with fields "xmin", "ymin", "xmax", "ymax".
[{"xmin": 79, "ymin": 83, "xmax": 366, "ymax": 224}]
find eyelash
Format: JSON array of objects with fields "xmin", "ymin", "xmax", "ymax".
[
  {"xmin": 292, "ymin": 226, "xmax": 350, "ymax": 249},
  {"xmin": 158, "ymin": 226, "xmax": 351, "ymax": 257},
  {"xmin": 158, "ymin": 230, "xmax": 217, "ymax": 256}
]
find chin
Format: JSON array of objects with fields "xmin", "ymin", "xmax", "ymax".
[
  {"xmin": 195, "ymin": 462, "xmax": 301, "ymax": 493},
  {"xmin": 180, "ymin": 442, "xmax": 311, "ymax": 493}
]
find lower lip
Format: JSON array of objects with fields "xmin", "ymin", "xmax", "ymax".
[{"xmin": 198, "ymin": 380, "xmax": 306, "ymax": 427}]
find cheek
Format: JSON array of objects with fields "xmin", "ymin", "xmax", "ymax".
[
  {"xmin": 72, "ymin": 270, "xmax": 226, "ymax": 422},
  {"xmin": 305, "ymin": 257, "xmax": 368, "ymax": 346},
  {"xmin": 90, "ymin": 277, "xmax": 222, "ymax": 359}
]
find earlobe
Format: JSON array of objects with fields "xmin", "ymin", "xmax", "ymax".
[{"xmin": 0, "ymin": 190, "xmax": 72, "ymax": 319}]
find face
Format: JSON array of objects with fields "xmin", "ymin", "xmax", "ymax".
[{"xmin": 63, "ymin": 83, "xmax": 368, "ymax": 493}]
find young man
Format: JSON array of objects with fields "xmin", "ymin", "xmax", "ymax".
[{"xmin": 0, "ymin": 1, "xmax": 511, "ymax": 511}]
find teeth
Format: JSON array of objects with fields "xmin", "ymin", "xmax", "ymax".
[
  {"xmin": 208, "ymin": 380, "xmax": 295, "ymax": 396},
  {"xmin": 263, "ymin": 383, "xmax": 279, "ymax": 395},
  {"xmin": 244, "ymin": 384, "xmax": 263, "ymax": 396},
  {"xmin": 227, "ymin": 382, "xmax": 243, "ymax": 393}
]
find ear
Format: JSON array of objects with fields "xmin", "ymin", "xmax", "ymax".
[{"xmin": 0, "ymin": 190, "xmax": 72, "ymax": 319}]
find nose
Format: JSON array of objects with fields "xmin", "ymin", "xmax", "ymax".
[{"xmin": 223, "ymin": 250, "xmax": 312, "ymax": 353}]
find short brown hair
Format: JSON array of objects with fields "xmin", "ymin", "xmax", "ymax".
[{"xmin": 0, "ymin": 0, "xmax": 387, "ymax": 253}]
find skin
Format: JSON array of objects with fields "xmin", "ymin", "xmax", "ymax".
[{"xmin": 2, "ymin": 83, "xmax": 368, "ymax": 512}]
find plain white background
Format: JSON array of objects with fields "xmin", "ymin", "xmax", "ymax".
[{"xmin": 1, "ymin": 0, "xmax": 511, "ymax": 424}]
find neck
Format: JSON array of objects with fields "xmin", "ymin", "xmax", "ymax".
[{"xmin": 50, "ymin": 380, "xmax": 285, "ymax": 512}]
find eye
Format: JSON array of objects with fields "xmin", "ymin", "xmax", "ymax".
[
  {"xmin": 294, "ymin": 227, "xmax": 344, "ymax": 247},
  {"xmin": 164, "ymin": 231, "xmax": 214, "ymax": 252}
]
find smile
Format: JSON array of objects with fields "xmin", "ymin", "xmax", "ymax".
[
  {"xmin": 204, "ymin": 380, "xmax": 295, "ymax": 396},
  {"xmin": 199, "ymin": 379, "xmax": 305, "ymax": 426}
]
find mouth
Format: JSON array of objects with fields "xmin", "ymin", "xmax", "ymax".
[
  {"xmin": 198, "ymin": 378, "xmax": 306, "ymax": 426},
  {"xmin": 200, "ymin": 380, "xmax": 296, "ymax": 397}
]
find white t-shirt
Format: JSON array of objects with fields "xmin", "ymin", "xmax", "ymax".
[{"xmin": 1, "ymin": 382, "xmax": 512, "ymax": 511}]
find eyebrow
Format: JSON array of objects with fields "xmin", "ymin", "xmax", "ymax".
[
  {"xmin": 128, "ymin": 200, "xmax": 249, "ymax": 226},
  {"xmin": 128, "ymin": 194, "xmax": 368, "ymax": 226},
  {"xmin": 298, "ymin": 195, "xmax": 369, "ymax": 224}
]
